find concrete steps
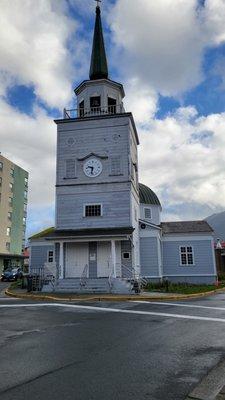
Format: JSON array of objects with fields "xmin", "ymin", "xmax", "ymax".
[
  {"xmin": 49, "ymin": 278, "xmax": 133, "ymax": 294},
  {"xmin": 55, "ymin": 278, "xmax": 110, "ymax": 293}
]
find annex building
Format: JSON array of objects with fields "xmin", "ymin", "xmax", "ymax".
[{"xmin": 29, "ymin": 4, "xmax": 216, "ymax": 293}]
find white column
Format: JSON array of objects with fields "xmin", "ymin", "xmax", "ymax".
[
  {"xmin": 111, "ymin": 240, "xmax": 116, "ymax": 278},
  {"xmin": 59, "ymin": 242, "xmax": 64, "ymax": 279}
]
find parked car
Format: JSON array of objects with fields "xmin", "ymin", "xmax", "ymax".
[{"xmin": 1, "ymin": 267, "xmax": 23, "ymax": 282}]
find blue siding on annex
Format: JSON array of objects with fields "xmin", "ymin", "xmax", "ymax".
[
  {"xmin": 30, "ymin": 245, "xmax": 54, "ymax": 269},
  {"xmin": 162, "ymin": 239, "xmax": 216, "ymax": 283},
  {"xmin": 140, "ymin": 237, "xmax": 160, "ymax": 277}
]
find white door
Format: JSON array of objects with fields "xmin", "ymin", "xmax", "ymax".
[
  {"xmin": 97, "ymin": 242, "xmax": 111, "ymax": 277},
  {"xmin": 66, "ymin": 243, "xmax": 89, "ymax": 278}
]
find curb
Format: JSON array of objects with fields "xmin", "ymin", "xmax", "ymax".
[
  {"xmin": 185, "ymin": 356, "xmax": 225, "ymax": 400},
  {"xmin": 5, "ymin": 286, "xmax": 225, "ymax": 303}
]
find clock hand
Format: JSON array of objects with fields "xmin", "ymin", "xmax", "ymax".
[{"xmin": 86, "ymin": 166, "xmax": 94, "ymax": 174}]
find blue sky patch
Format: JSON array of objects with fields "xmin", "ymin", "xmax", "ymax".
[{"xmin": 7, "ymin": 85, "xmax": 36, "ymax": 115}]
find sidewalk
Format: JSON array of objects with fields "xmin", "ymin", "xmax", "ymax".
[
  {"xmin": 186, "ymin": 357, "xmax": 225, "ymax": 400},
  {"xmin": 0, "ymin": 282, "xmax": 10, "ymax": 298},
  {"xmin": 5, "ymin": 286, "xmax": 223, "ymax": 302}
]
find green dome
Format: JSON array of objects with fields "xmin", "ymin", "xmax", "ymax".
[{"xmin": 139, "ymin": 183, "xmax": 161, "ymax": 206}]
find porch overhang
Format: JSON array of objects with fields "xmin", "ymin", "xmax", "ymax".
[
  {"xmin": 43, "ymin": 227, "xmax": 134, "ymax": 241},
  {"xmin": 0, "ymin": 253, "xmax": 26, "ymax": 259}
]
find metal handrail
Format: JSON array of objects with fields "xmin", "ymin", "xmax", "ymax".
[
  {"xmin": 121, "ymin": 263, "xmax": 136, "ymax": 279},
  {"xmin": 63, "ymin": 104, "xmax": 125, "ymax": 119},
  {"xmin": 121, "ymin": 264, "xmax": 147, "ymax": 291},
  {"xmin": 80, "ymin": 264, "xmax": 89, "ymax": 288},
  {"xmin": 46, "ymin": 274, "xmax": 55, "ymax": 291},
  {"xmin": 108, "ymin": 265, "xmax": 114, "ymax": 293}
]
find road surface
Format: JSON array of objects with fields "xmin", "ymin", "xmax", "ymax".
[{"xmin": 1, "ymin": 285, "xmax": 225, "ymax": 399}]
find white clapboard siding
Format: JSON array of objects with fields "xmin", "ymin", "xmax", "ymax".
[{"xmin": 55, "ymin": 114, "xmax": 139, "ymax": 231}]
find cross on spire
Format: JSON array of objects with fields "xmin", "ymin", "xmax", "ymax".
[{"xmin": 95, "ymin": 0, "xmax": 101, "ymax": 7}]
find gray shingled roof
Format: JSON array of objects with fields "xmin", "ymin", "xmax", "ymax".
[
  {"xmin": 30, "ymin": 227, "xmax": 134, "ymax": 240},
  {"xmin": 161, "ymin": 221, "xmax": 213, "ymax": 234},
  {"xmin": 139, "ymin": 183, "xmax": 161, "ymax": 206}
]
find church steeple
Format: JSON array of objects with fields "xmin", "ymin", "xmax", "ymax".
[{"xmin": 89, "ymin": 2, "xmax": 108, "ymax": 80}]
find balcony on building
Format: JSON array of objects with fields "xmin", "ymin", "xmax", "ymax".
[{"xmin": 63, "ymin": 102, "xmax": 125, "ymax": 120}]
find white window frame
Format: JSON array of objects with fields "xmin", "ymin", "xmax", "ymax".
[
  {"xmin": 90, "ymin": 95, "xmax": 101, "ymax": 108},
  {"xmin": 6, "ymin": 242, "xmax": 10, "ymax": 251},
  {"xmin": 144, "ymin": 207, "xmax": 152, "ymax": 220},
  {"xmin": 134, "ymin": 207, "xmax": 137, "ymax": 222},
  {"xmin": 122, "ymin": 252, "xmax": 131, "ymax": 260},
  {"xmin": 0, "ymin": 162, "xmax": 3, "ymax": 170},
  {"xmin": 47, "ymin": 250, "xmax": 54, "ymax": 263},
  {"xmin": 65, "ymin": 159, "xmax": 76, "ymax": 179},
  {"xmin": 79, "ymin": 99, "xmax": 85, "ymax": 117},
  {"xmin": 6, "ymin": 227, "xmax": 11, "ymax": 236},
  {"xmin": 110, "ymin": 156, "xmax": 122, "ymax": 176},
  {"xmin": 179, "ymin": 246, "xmax": 195, "ymax": 266},
  {"xmin": 83, "ymin": 203, "xmax": 103, "ymax": 218}
]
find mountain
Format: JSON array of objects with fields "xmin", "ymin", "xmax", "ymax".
[{"xmin": 205, "ymin": 211, "xmax": 225, "ymax": 240}]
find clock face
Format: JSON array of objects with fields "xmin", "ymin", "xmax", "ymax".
[{"xmin": 83, "ymin": 158, "xmax": 102, "ymax": 177}]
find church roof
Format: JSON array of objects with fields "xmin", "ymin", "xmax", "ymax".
[
  {"xmin": 29, "ymin": 227, "xmax": 134, "ymax": 240},
  {"xmin": 29, "ymin": 227, "xmax": 55, "ymax": 240},
  {"xmin": 161, "ymin": 221, "xmax": 213, "ymax": 234},
  {"xmin": 89, "ymin": 5, "xmax": 108, "ymax": 80},
  {"xmin": 139, "ymin": 183, "xmax": 161, "ymax": 206}
]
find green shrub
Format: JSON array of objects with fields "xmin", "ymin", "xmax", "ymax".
[
  {"xmin": 10, "ymin": 279, "xmax": 23, "ymax": 289},
  {"xmin": 146, "ymin": 280, "xmax": 224, "ymax": 294}
]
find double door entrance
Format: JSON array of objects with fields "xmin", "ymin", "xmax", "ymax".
[{"xmin": 65, "ymin": 242, "xmax": 112, "ymax": 278}]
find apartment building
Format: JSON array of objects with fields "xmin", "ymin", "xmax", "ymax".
[{"xmin": 0, "ymin": 154, "xmax": 28, "ymax": 272}]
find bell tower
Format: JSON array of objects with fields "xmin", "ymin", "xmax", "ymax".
[
  {"xmin": 74, "ymin": 3, "xmax": 125, "ymax": 118},
  {"xmin": 55, "ymin": 2, "xmax": 140, "ymax": 270}
]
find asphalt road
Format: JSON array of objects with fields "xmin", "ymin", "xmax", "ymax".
[{"xmin": 1, "ymin": 287, "xmax": 225, "ymax": 399}]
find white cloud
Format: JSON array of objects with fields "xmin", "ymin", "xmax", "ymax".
[
  {"xmin": 139, "ymin": 107, "xmax": 225, "ymax": 215},
  {"xmin": 124, "ymin": 78, "xmax": 158, "ymax": 124},
  {"xmin": 203, "ymin": 0, "xmax": 225, "ymax": 45},
  {"xmin": 0, "ymin": 0, "xmax": 77, "ymax": 109},
  {"xmin": 0, "ymin": 0, "xmax": 225, "ymax": 234},
  {"xmin": 107, "ymin": 0, "xmax": 225, "ymax": 219},
  {"xmin": 109, "ymin": 0, "xmax": 225, "ymax": 96},
  {"xmin": 0, "ymin": 98, "xmax": 56, "ymax": 208}
]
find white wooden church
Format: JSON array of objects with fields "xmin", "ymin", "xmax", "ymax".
[{"xmin": 29, "ymin": 3, "xmax": 217, "ymax": 293}]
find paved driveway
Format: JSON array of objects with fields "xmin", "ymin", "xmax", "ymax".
[{"xmin": 1, "ymin": 293, "xmax": 225, "ymax": 399}]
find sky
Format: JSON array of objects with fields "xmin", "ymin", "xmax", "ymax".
[{"xmin": 0, "ymin": 0, "xmax": 225, "ymax": 239}]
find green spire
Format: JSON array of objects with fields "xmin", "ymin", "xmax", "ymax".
[{"xmin": 89, "ymin": 5, "xmax": 108, "ymax": 80}]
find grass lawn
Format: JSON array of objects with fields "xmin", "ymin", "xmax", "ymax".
[{"xmin": 146, "ymin": 282, "xmax": 225, "ymax": 294}]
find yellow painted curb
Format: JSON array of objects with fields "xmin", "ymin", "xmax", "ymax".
[{"xmin": 5, "ymin": 286, "xmax": 225, "ymax": 303}]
